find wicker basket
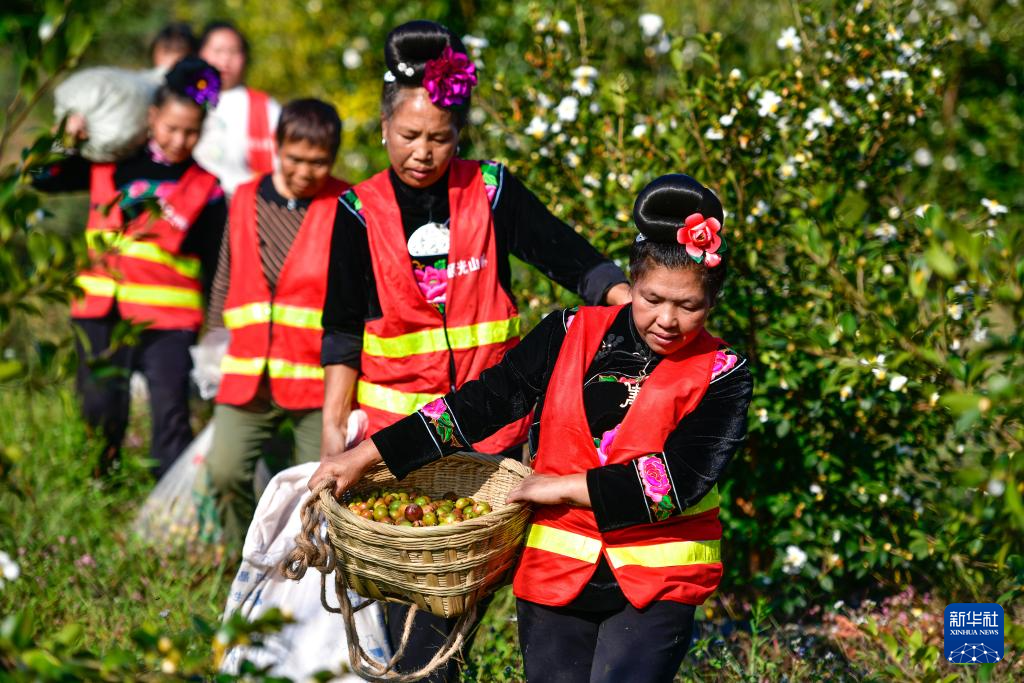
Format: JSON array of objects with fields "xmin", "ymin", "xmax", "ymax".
[{"xmin": 316, "ymin": 452, "xmax": 533, "ymax": 618}]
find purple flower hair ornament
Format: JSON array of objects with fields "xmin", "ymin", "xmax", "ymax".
[
  {"xmin": 185, "ymin": 67, "xmax": 221, "ymax": 109},
  {"xmin": 422, "ymin": 46, "xmax": 477, "ymax": 107}
]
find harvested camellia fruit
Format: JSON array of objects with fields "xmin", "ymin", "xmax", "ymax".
[{"xmin": 347, "ymin": 490, "xmax": 492, "ymax": 526}]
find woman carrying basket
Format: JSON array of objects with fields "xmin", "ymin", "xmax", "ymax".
[
  {"xmin": 320, "ymin": 20, "xmax": 629, "ymax": 679},
  {"xmin": 311, "ymin": 174, "xmax": 753, "ymax": 682}
]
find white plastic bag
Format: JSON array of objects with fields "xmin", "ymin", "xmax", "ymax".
[
  {"xmin": 219, "ymin": 459, "xmax": 391, "ymax": 680},
  {"xmin": 132, "ymin": 421, "xmax": 215, "ymax": 545},
  {"xmin": 189, "ymin": 328, "xmax": 230, "ymax": 401},
  {"xmin": 53, "ymin": 67, "xmax": 159, "ymax": 162}
]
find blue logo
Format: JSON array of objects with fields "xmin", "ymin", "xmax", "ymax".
[{"xmin": 944, "ymin": 603, "xmax": 1004, "ymax": 664}]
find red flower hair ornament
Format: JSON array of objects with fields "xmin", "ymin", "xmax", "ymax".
[
  {"xmin": 676, "ymin": 212, "xmax": 727, "ymax": 267},
  {"xmin": 422, "ymin": 46, "xmax": 477, "ymax": 107}
]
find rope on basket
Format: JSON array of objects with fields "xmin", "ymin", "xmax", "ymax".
[{"xmin": 282, "ymin": 480, "xmax": 479, "ymax": 682}]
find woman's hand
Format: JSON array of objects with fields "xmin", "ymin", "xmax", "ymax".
[
  {"xmin": 506, "ymin": 473, "xmax": 591, "ymax": 507},
  {"xmin": 308, "ymin": 439, "xmax": 383, "ymax": 498},
  {"xmin": 604, "ymin": 283, "xmax": 632, "ymax": 306}
]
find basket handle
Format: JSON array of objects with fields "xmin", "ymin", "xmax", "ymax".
[{"xmin": 281, "ymin": 480, "xmax": 479, "ymax": 682}]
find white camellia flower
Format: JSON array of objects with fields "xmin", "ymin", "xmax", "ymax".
[
  {"xmin": 583, "ymin": 174, "xmax": 601, "ymax": 189},
  {"xmin": 882, "ymin": 264, "xmax": 895, "ymax": 277},
  {"xmin": 987, "ymin": 479, "xmax": 1006, "ymax": 496},
  {"xmin": 803, "ymin": 106, "xmax": 834, "ymax": 130},
  {"xmin": 981, "ymin": 198, "xmax": 1008, "ymax": 216},
  {"xmin": 638, "ymin": 13, "xmax": 664, "ymax": 38},
  {"xmin": 832, "ymin": 530, "xmax": 842, "ymax": 543},
  {"xmin": 704, "ymin": 127, "xmax": 724, "ymax": 141},
  {"xmin": 777, "ymin": 162, "xmax": 797, "ymax": 180},
  {"xmin": 889, "ymin": 375, "xmax": 908, "ymax": 392},
  {"xmin": 563, "ymin": 151, "xmax": 581, "ymax": 168},
  {"xmin": 462, "ymin": 34, "xmax": 489, "ymax": 54},
  {"xmin": 342, "ymin": 48, "xmax": 363, "ymax": 70},
  {"xmin": 881, "ymin": 69, "xmax": 909, "ymax": 82},
  {"xmin": 571, "ymin": 65, "xmax": 598, "ymax": 96},
  {"xmin": 38, "ymin": 19, "xmax": 57, "ymax": 42},
  {"xmin": 556, "ymin": 20, "xmax": 572, "ymax": 35},
  {"xmin": 878, "ymin": 493, "xmax": 889, "ymax": 504},
  {"xmin": 913, "ymin": 148, "xmax": 934, "ymax": 166},
  {"xmin": 728, "ymin": 68, "xmax": 743, "ymax": 82},
  {"xmin": 525, "ymin": 116, "xmax": 549, "ymax": 139},
  {"xmin": 556, "ymin": 96, "xmax": 579, "ymax": 122},
  {"xmin": 782, "ymin": 545, "xmax": 808, "ymax": 575},
  {"xmin": 0, "ymin": 551, "xmax": 19, "ymax": 584},
  {"xmin": 776, "ymin": 26, "xmax": 802, "ymax": 52},
  {"xmin": 757, "ymin": 90, "xmax": 783, "ymax": 117},
  {"xmin": 839, "ymin": 385, "xmax": 853, "ymax": 401},
  {"xmin": 845, "ymin": 76, "xmax": 870, "ymax": 91},
  {"xmin": 810, "ymin": 483, "xmax": 823, "ymax": 496},
  {"xmin": 873, "ymin": 222, "xmax": 898, "ymax": 242},
  {"xmin": 719, "ymin": 108, "xmax": 738, "ymax": 127},
  {"xmin": 757, "ymin": 407, "xmax": 768, "ymax": 423},
  {"xmin": 631, "ymin": 123, "xmax": 648, "ymax": 139}
]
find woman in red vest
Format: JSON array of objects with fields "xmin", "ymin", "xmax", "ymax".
[
  {"xmin": 32, "ymin": 58, "xmax": 226, "ymax": 478},
  {"xmin": 203, "ymin": 98, "xmax": 350, "ymax": 550},
  {"xmin": 312, "ymin": 174, "xmax": 753, "ymax": 682},
  {"xmin": 194, "ymin": 21, "xmax": 279, "ymax": 196},
  {"xmin": 320, "ymin": 21, "xmax": 630, "ymax": 678}
]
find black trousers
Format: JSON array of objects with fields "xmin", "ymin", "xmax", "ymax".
[
  {"xmin": 516, "ymin": 598, "xmax": 696, "ymax": 683},
  {"xmin": 74, "ymin": 315, "xmax": 195, "ymax": 478}
]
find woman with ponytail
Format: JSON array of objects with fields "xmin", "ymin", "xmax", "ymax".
[{"xmin": 314, "ymin": 173, "xmax": 753, "ymax": 682}]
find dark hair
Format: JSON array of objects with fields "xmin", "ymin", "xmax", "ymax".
[
  {"xmin": 152, "ymin": 57, "xmax": 221, "ymax": 120},
  {"xmin": 381, "ymin": 20, "xmax": 470, "ymax": 129},
  {"xmin": 628, "ymin": 174, "xmax": 729, "ymax": 304},
  {"xmin": 276, "ymin": 98, "xmax": 343, "ymax": 158},
  {"xmin": 199, "ymin": 20, "xmax": 249, "ymax": 58},
  {"xmin": 150, "ymin": 22, "xmax": 197, "ymax": 61}
]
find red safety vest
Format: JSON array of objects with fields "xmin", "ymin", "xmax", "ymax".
[
  {"xmin": 247, "ymin": 88, "xmax": 275, "ymax": 176},
  {"xmin": 217, "ymin": 175, "xmax": 350, "ymax": 410},
  {"xmin": 73, "ymin": 163, "xmax": 219, "ymax": 330},
  {"xmin": 513, "ymin": 304, "xmax": 726, "ymax": 609},
  {"xmin": 356, "ymin": 158, "xmax": 528, "ymax": 453}
]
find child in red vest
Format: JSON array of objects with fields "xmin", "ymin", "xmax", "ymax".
[
  {"xmin": 311, "ymin": 174, "xmax": 753, "ymax": 682},
  {"xmin": 33, "ymin": 58, "xmax": 226, "ymax": 479},
  {"xmin": 204, "ymin": 99, "xmax": 350, "ymax": 551}
]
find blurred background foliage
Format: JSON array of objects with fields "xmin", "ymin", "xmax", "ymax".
[{"xmin": 1, "ymin": 0, "xmax": 1022, "ymax": 675}]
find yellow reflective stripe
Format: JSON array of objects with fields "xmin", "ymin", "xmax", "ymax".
[
  {"xmin": 267, "ymin": 359, "xmax": 324, "ymax": 380},
  {"xmin": 221, "ymin": 355, "xmax": 267, "ymax": 376},
  {"xmin": 272, "ymin": 304, "xmax": 322, "ymax": 330},
  {"xmin": 117, "ymin": 283, "xmax": 201, "ymax": 310},
  {"xmin": 120, "ymin": 241, "xmax": 201, "ymax": 279},
  {"xmin": 606, "ymin": 539, "xmax": 720, "ymax": 569},
  {"xmin": 357, "ymin": 380, "xmax": 440, "ymax": 416},
  {"xmin": 363, "ymin": 317, "xmax": 520, "ymax": 358},
  {"xmin": 75, "ymin": 274, "xmax": 116, "ymax": 297},
  {"xmin": 681, "ymin": 485, "xmax": 720, "ymax": 517},
  {"xmin": 224, "ymin": 302, "xmax": 272, "ymax": 329},
  {"xmin": 84, "ymin": 229, "xmax": 200, "ymax": 280},
  {"xmin": 524, "ymin": 524, "xmax": 603, "ymax": 564}
]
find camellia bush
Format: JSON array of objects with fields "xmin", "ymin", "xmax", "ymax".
[{"xmin": 456, "ymin": 0, "xmax": 1022, "ymax": 611}]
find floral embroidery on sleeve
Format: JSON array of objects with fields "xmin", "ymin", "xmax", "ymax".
[
  {"xmin": 593, "ymin": 423, "xmax": 621, "ymax": 465},
  {"xmin": 634, "ymin": 453, "xmax": 678, "ymax": 521},
  {"xmin": 710, "ymin": 348, "xmax": 745, "ymax": 383},
  {"xmin": 420, "ymin": 397, "xmax": 464, "ymax": 449}
]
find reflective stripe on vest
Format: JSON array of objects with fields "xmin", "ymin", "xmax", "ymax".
[
  {"xmin": 524, "ymin": 485, "xmax": 721, "ymax": 565},
  {"xmin": 76, "ymin": 274, "xmax": 117, "ymax": 298},
  {"xmin": 223, "ymin": 302, "xmax": 322, "ymax": 331},
  {"xmin": 363, "ymin": 316, "xmax": 520, "ymax": 358},
  {"xmin": 606, "ymin": 539, "xmax": 721, "ymax": 569},
  {"xmin": 76, "ymin": 276, "xmax": 201, "ymax": 310},
  {"xmin": 85, "ymin": 229, "xmax": 201, "ymax": 280},
  {"xmin": 221, "ymin": 355, "xmax": 324, "ymax": 380},
  {"xmin": 524, "ymin": 524, "xmax": 603, "ymax": 564},
  {"xmin": 357, "ymin": 380, "xmax": 439, "ymax": 415}
]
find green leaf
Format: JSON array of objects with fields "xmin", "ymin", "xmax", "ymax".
[
  {"xmin": 836, "ymin": 193, "xmax": 868, "ymax": 226},
  {"xmin": 925, "ymin": 244, "xmax": 957, "ymax": 279}
]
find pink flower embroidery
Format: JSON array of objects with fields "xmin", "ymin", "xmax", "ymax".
[
  {"xmin": 596, "ymin": 424, "xmax": 621, "ymax": 465},
  {"xmin": 638, "ymin": 455, "xmax": 672, "ymax": 503},
  {"xmin": 127, "ymin": 181, "xmax": 149, "ymax": 198},
  {"xmin": 414, "ymin": 265, "xmax": 448, "ymax": 304},
  {"xmin": 676, "ymin": 213, "xmax": 723, "ymax": 267},
  {"xmin": 484, "ymin": 183, "xmax": 497, "ymax": 205},
  {"xmin": 422, "ymin": 46, "xmax": 478, "ymax": 107},
  {"xmin": 711, "ymin": 350, "xmax": 738, "ymax": 380},
  {"xmin": 154, "ymin": 182, "xmax": 174, "ymax": 199},
  {"xmin": 421, "ymin": 397, "xmax": 447, "ymax": 420}
]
